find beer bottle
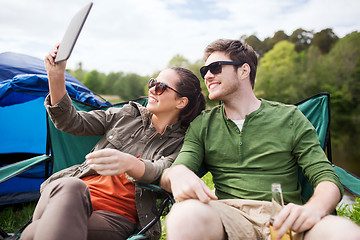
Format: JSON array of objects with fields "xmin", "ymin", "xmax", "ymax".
[{"xmin": 269, "ymin": 183, "xmax": 292, "ymax": 240}]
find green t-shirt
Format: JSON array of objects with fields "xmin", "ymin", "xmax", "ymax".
[{"xmin": 173, "ymin": 99, "xmax": 343, "ymax": 204}]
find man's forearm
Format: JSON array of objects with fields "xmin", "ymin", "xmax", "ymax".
[
  {"xmin": 306, "ymin": 181, "xmax": 341, "ymax": 216},
  {"xmin": 160, "ymin": 164, "xmax": 217, "ymax": 202}
]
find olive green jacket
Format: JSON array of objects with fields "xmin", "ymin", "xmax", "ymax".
[{"xmin": 41, "ymin": 93, "xmax": 186, "ymax": 239}]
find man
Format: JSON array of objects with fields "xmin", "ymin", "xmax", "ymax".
[{"xmin": 160, "ymin": 39, "xmax": 360, "ymax": 240}]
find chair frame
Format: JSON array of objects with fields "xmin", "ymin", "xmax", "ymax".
[{"xmin": 0, "ymin": 96, "xmax": 173, "ymax": 240}]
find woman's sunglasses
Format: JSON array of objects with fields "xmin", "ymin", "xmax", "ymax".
[
  {"xmin": 148, "ymin": 78, "xmax": 182, "ymax": 96},
  {"xmin": 200, "ymin": 61, "xmax": 245, "ymax": 79}
]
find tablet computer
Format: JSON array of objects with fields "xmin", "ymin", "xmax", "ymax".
[{"xmin": 55, "ymin": 2, "xmax": 93, "ymax": 63}]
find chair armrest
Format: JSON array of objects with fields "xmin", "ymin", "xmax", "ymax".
[
  {"xmin": 137, "ymin": 183, "xmax": 175, "ymax": 204},
  {"xmin": 134, "ymin": 183, "xmax": 174, "ymax": 236},
  {"xmin": 334, "ymin": 165, "xmax": 360, "ymax": 198},
  {"xmin": 0, "ymin": 155, "xmax": 51, "ymax": 183}
]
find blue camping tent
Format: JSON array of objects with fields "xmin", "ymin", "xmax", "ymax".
[{"xmin": 0, "ymin": 52, "xmax": 110, "ymax": 205}]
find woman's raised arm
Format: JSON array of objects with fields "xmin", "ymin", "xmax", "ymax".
[{"xmin": 44, "ymin": 45, "xmax": 67, "ymax": 105}]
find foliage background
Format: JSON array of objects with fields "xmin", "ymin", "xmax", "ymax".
[
  {"xmin": 68, "ymin": 27, "xmax": 360, "ymax": 177},
  {"xmin": 68, "ymin": 28, "xmax": 360, "ymax": 120},
  {"xmin": 1, "ymin": 27, "xmax": 360, "ymax": 237},
  {"xmin": 68, "ymin": 27, "xmax": 360, "ymax": 175}
]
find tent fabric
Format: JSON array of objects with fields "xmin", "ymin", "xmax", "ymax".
[
  {"xmin": 0, "ymin": 97, "xmax": 47, "ymax": 154},
  {"xmin": 0, "ymin": 52, "xmax": 111, "ymax": 156},
  {"xmin": 0, "ymin": 51, "xmax": 111, "ymax": 107},
  {"xmin": 0, "ymin": 52, "xmax": 87, "ymax": 88},
  {"xmin": 0, "ymin": 74, "xmax": 110, "ymax": 107},
  {"xmin": 0, "ymin": 52, "xmax": 110, "ymax": 205},
  {"xmin": 0, "ymin": 52, "xmax": 106, "ymax": 105},
  {"xmin": 0, "ymin": 52, "xmax": 47, "ymax": 81}
]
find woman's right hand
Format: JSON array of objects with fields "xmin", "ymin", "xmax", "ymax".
[
  {"xmin": 44, "ymin": 44, "xmax": 68, "ymax": 106},
  {"xmin": 44, "ymin": 44, "xmax": 67, "ymax": 77}
]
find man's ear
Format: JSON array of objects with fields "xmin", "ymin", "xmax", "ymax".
[
  {"xmin": 238, "ymin": 63, "xmax": 250, "ymax": 80},
  {"xmin": 176, "ymin": 96, "xmax": 189, "ymax": 110}
]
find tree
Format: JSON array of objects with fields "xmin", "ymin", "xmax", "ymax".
[
  {"xmin": 289, "ymin": 28, "xmax": 313, "ymax": 53},
  {"xmin": 323, "ymin": 31, "xmax": 360, "ymax": 114},
  {"xmin": 103, "ymin": 72, "xmax": 124, "ymax": 95},
  {"xmin": 255, "ymin": 40, "xmax": 298, "ymax": 103},
  {"xmin": 296, "ymin": 45, "xmax": 333, "ymax": 100},
  {"xmin": 351, "ymin": 58, "xmax": 360, "ymax": 113},
  {"xmin": 244, "ymin": 35, "xmax": 265, "ymax": 57},
  {"xmin": 311, "ymin": 28, "xmax": 338, "ymax": 54},
  {"xmin": 114, "ymin": 73, "xmax": 147, "ymax": 101},
  {"xmin": 67, "ymin": 62, "xmax": 87, "ymax": 82},
  {"xmin": 262, "ymin": 37, "xmax": 274, "ymax": 56},
  {"xmin": 167, "ymin": 54, "xmax": 190, "ymax": 68},
  {"xmin": 82, "ymin": 70, "xmax": 103, "ymax": 93},
  {"xmin": 267, "ymin": 30, "xmax": 289, "ymax": 50}
]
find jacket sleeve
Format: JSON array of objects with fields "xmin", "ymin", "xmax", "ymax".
[
  {"xmin": 45, "ymin": 93, "xmax": 127, "ymax": 136},
  {"xmin": 134, "ymin": 143, "xmax": 183, "ymax": 184},
  {"xmin": 129, "ymin": 125, "xmax": 186, "ymax": 184}
]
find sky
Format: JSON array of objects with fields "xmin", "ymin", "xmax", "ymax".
[{"xmin": 1, "ymin": 0, "xmax": 360, "ymax": 76}]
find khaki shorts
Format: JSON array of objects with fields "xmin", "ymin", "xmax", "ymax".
[{"xmin": 209, "ymin": 199, "xmax": 304, "ymax": 240}]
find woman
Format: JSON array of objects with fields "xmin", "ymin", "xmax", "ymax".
[{"xmin": 20, "ymin": 46, "xmax": 206, "ymax": 240}]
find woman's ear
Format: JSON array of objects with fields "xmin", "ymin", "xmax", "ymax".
[{"xmin": 176, "ymin": 96, "xmax": 189, "ymax": 110}]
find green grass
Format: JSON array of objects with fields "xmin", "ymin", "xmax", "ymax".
[
  {"xmin": 0, "ymin": 200, "xmax": 36, "ymax": 234},
  {"xmin": 101, "ymin": 95, "xmax": 122, "ymax": 104},
  {"xmin": 201, "ymin": 172, "xmax": 215, "ymax": 190},
  {"xmin": 336, "ymin": 197, "xmax": 360, "ymax": 225}
]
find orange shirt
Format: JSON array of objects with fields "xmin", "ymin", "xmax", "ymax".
[{"xmin": 82, "ymin": 173, "xmax": 138, "ymax": 224}]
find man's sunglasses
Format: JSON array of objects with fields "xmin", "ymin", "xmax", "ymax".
[
  {"xmin": 148, "ymin": 78, "xmax": 182, "ymax": 96},
  {"xmin": 200, "ymin": 61, "xmax": 245, "ymax": 79}
]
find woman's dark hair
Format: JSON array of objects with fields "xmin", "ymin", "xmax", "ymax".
[{"xmin": 171, "ymin": 67, "xmax": 206, "ymax": 128}]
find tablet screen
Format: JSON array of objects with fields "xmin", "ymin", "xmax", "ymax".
[{"xmin": 54, "ymin": 2, "xmax": 93, "ymax": 63}]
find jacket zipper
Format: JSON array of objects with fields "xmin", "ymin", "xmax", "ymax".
[{"xmin": 144, "ymin": 131, "xmax": 157, "ymax": 159}]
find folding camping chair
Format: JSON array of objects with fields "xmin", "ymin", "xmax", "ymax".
[
  {"xmin": 0, "ymin": 73, "xmax": 111, "ymax": 206},
  {"xmin": 295, "ymin": 92, "xmax": 360, "ymax": 201},
  {"xmin": 0, "ymin": 97, "xmax": 174, "ymax": 240}
]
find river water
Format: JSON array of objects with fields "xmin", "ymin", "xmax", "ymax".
[{"xmin": 331, "ymin": 117, "xmax": 360, "ymax": 177}]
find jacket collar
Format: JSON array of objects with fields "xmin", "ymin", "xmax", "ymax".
[{"xmin": 129, "ymin": 101, "xmax": 186, "ymax": 138}]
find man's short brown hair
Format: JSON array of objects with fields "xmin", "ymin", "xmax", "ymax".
[{"xmin": 204, "ymin": 39, "xmax": 258, "ymax": 89}]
